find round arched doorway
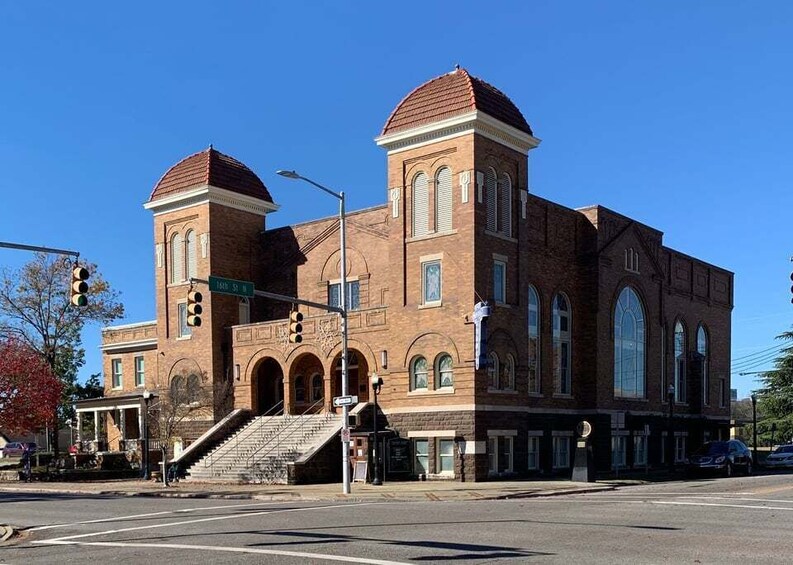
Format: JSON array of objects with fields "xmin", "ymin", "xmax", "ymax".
[
  {"xmin": 333, "ymin": 350, "xmax": 369, "ymax": 406},
  {"xmin": 253, "ymin": 358, "xmax": 284, "ymax": 415}
]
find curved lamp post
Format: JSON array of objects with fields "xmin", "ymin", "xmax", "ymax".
[
  {"xmin": 276, "ymin": 169, "xmax": 351, "ymax": 495},
  {"xmin": 370, "ymin": 374, "xmax": 383, "ymax": 486},
  {"xmin": 141, "ymin": 389, "xmax": 153, "ymax": 480}
]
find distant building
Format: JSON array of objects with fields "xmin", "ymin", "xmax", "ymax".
[{"xmin": 87, "ymin": 68, "xmax": 733, "ymax": 481}]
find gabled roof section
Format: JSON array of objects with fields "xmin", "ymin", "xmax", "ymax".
[
  {"xmin": 381, "ymin": 67, "xmax": 532, "ymax": 136},
  {"xmin": 149, "ymin": 147, "xmax": 273, "ymax": 203}
]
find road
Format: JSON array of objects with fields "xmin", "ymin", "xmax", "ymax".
[{"xmin": 1, "ymin": 474, "xmax": 792, "ymax": 564}]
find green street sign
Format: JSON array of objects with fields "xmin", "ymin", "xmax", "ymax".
[{"xmin": 208, "ymin": 275, "xmax": 255, "ymax": 298}]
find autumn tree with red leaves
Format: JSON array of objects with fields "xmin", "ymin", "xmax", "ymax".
[{"xmin": 0, "ymin": 339, "xmax": 62, "ymax": 434}]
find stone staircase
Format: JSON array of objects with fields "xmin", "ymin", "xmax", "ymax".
[{"xmin": 184, "ymin": 410, "xmax": 341, "ymax": 484}]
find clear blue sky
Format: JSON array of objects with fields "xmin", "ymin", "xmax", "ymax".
[{"xmin": 1, "ymin": 2, "xmax": 791, "ymax": 399}]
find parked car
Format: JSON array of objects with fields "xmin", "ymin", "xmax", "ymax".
[
  {"xmin": 764, "ymin": 444, "xmax": 793, "ymax": 470},
  {"xmin": 1, "ymin": 442, "xmax": 27, "ymax": 458},
  {"xmin": 686, "ymin": 440, "xmax": 753, "ymax": 477}
]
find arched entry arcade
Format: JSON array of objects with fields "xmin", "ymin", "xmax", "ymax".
[
  {"xmin": 289, "ymin": 352, "xmax": 325, "ymax": 415},
  {"xmin": 333, "ymin": 350, "xmax": 370, "ymax": 405},
  {"xmin": 252, "ymin": 358, "xmax": 284, "ymax": 416}
]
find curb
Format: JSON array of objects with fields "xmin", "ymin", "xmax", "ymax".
[{"xmin": 1, "ymin": 524, "xmax": 14, "ymax": 542}]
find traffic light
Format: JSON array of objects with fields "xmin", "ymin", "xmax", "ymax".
[
  {"xmin": 187, "ymin": 290, "xmax": 203, "ymax": 327},
  {"xmin": 288, "ymin": 311, "xmax": 303, "ymax": 343},
  {"xmin": 70, "ymin": 265, "xmax": 89, "ymax": 307}
]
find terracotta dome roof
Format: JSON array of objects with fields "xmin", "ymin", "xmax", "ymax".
[
  {"xmin": 149, "ymin": 147, "xmax": 273, "ymax": 203},
  {"xmin": 381, "ymin": 68, "xmax": 532, "ymax": 136}
]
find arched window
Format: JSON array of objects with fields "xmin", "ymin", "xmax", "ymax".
[
  {"xmin": 410, "ymin": 356, "xmax": 429, "ymax": 391},
  {"xmin": 503, "ymin": 354, "xmax": 515, "ymax": 390},
  {"xmin": 553, "ymin": 293, "xmax": 572, "ymax": 395},
  {"xmin": 294, "ymin": 375, "xmax": 306, "ymax": 403},
  {"xmin": 170, "ymin": 233, "xmax": 183, "ymax": 284},
  {"xmin": 186, "ymin": 373, "xmax": 201, "ymax": 404},
  {"xmin": 170, "ymin": 375, "xmax": 184, "ymax": 401},
  {"xmin": 435, "ymin": 353, "xmax": 454, "ymax": 388},
  {"xmin": 487, "ymin": 352, "xmax": 500, "ymax": 389},
  {"xmin": 614, "ymin": 287, "xmax": 646, "ymax": 398},
  {"xmin": 697, "ymin": 325, "xmax": 709, "ymax": 406},
  {"xmin": 528, "ymin": 285, "xmax": 540, "ymax": 393},
  {"xmin": 485, "ymin": 167, "xmax": 498, "ymax": 232},
  {"xmin": 674, "ymin": 321, "xmax": 686, "ymax": 403},
  {"xmin": 185, "ymin": 229, "xmax": 197, "ymax": 279},
  {"xmin": 499, "ymin": 172, "xmax": 512, "ymax": 237},
  {"xmin": 435, "ymin": 167, "xmax": 452, "ymax": 233},
  {"xmin": 311, "ymin": 374, "xmax": 323, "ymax": 402},
  {"xmin": 412, "ymin": 172, "xmax": 429, "ymax": 237}
]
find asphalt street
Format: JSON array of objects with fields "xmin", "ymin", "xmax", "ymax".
[{"xmin": 1, "ymin": 474, "xmax": 792, "ymax": 564}]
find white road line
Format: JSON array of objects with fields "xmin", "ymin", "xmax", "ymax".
[
  {"xmin": 37, "ymin": 540, "xmax": 410, "ymax": 565},
  {"xmin": 34, "ymin": 502, "xmax": 378, "ymax": 543},
  {"xmin": 28, "ymin": 500, "xmax": 290, "ymax": 532},
  {"xmin": 678, "ymin": 496, "xmax": 793, "ymax": 504},
  {"xmin": 652, "ymin": 501, "xmax": 793, "ymax": 511}
]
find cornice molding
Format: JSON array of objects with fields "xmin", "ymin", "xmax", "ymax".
[{"xmin": 143, "ymin": 184, "xmax": 280, "ymax": 216}]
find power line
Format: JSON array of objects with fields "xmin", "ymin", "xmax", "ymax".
[{"xmin": 731, "ymin": 342, "xmax": 786, "ymax": 363}]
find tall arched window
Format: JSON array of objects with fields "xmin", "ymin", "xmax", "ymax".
[
  {"xmin": 410, "ymin": 356, "xmax": 429, "ymax": 391},
  {"xmin": 528, "ymin": 285, "xmax": 540, "ymax": 393},
  {"xmin": 485, "ymin": 167, "xmax": 498, "ymax": 232},
  {"xmin": 186, "ymin": 373, "xmax": 201, "ymax": 404},
  {"xmin": 185, "ymin": 229, "xmax": 197, "ymax": 279},
  {"xmin": 311, "ymin": 374, "xmax": 323, "ymax": 402},
  {"xmin": 412, "ymin": 172, "xmax": 429, "ymax": 237},
  {"xmin": 674, "ymin": 321, "xmax": 686, "ymax": 403},
  {"xmin": 553, "ymin": 293, "xmax": 572, "ymax": 395},
  {"xmin": 435, "ymin": 167, "xmax": 452, "ymax": 233},
  {"xmin": 487, "ymin": 352, "xmax": 500, "ymax": 389},
  {"xmin": 170, "ymin": 233, "xmax": 183, "ymax": 284},
  {"xmin": 614, "ymin": 287, "xmax": 646, "ymax": 398},
  {"xmin": 697, "ymin": 325, "xmax": 709, "ymax": 406},
  {"xmin": 435, "ymin": 353, "xmax": 453, "ymax": 389},
  {"xmin": 499, "ymin": 172, "xmax": 512, "ymax": 237},
  {"xmin": 503, "ymin": 354, "xmax": 515, "ymax": 391}
]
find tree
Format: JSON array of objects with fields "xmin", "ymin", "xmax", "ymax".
[
  {"xmin": 757, "ymin": 330, "xmax": 793, "ymax": 445},
  {"xmin": 0, "ymin": 339, "xmax": 62, "ymax": 434},
  {"xmin": 0, "ymin": 253, "xmax": 123, "ymax": 453}
]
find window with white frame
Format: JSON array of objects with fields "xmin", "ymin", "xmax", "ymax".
[
  {"xmin": 178, "ymin": 302, "xmax": 191, "ymax": 338},
  {"xmin": 485, "ymin": 167, "xmax": 498, "ymax": 233},
  {"xmin": 552, "ymin": 293, "xmax": 572, "ymax": 395},
  {"xmin": 553, "ymin": 436, "xmax": 570, "ymax": 468},
  {"xmin": 614, "ymin": 286, "xmax": 646, "ymax": 399},
  {"xmin": 487, "ymin": 352, "xmax": 500, "ymax": 389},
  {"xmin": 134, "ymin": 356, "xmax": 145, "ymax": 388},
  {"xmin": 435, "ymin": 353, "xmax": 453, "ymax": 389},
  {"xmin": 697, "ymin": 325, "xmax": 709, "ymax": 406},
  {"xmin": 612, "ymin": 435, "xmax": 627, "ymax": 469},
  {"xmin": 170, "ymin": 232, "xmax": 184, "ymax": 284},
  {"xmin": 410, "ymin": 356, "xmax": 429, "ymax": 391},
  {"xmin": 435, "ymin": 167, "xmax": 453, "ymax": 233},
  {"xmin": 185, "ymin": 229, "xmax": 197, "ymax": 279},
  {"xmin": 488, "ymin": 436, "xmax": 498, "ymax": 474},
  {"xmin": 503, "ymin": 354, "xmax": 515, "ymax": 391},
  {"xmin": 421, "ymin": 260, "xmax": 442, "ymax": 305},
  {"xmin": 528, "ymin": 285, "xmax": 540, "ymax": 393},
  {"xmin": 328, "ymin": 280, "xmax": 360, "ymax": 311},
  {"xmin": 111, "ymin": 359, "xmax": 123, "ymax": 389},
  {"xmin": 414, "ymin": 439, "xmax": 429, "ymax": 474},
  {"xmin": 412, "ymin": 172, "xmax": 429, "ymax": 237},
  {"xmin": 527, "ymin": 436, "xmax": 540, "ymax": 470},
  {"xmin": 499, "ymin": 172, "xmax": 512, "ymax": 237},
  {"xmin": 493, "ymin": 259, "xmax": 506, "ymax": 304},
  {"xmin": 501, "ymin": 436, "xmax": 514, "ymax": 473},
  {"xmin": 633, "ymin": 435, "xmax": 648, "ymax": 466},
  {"xmin": 437, "ymin": 439, "xmax": 455, "ymax": 474},
  {"xmin": 675, "ymin": 435, "xmax": 687, "ymax": 462},
  {"xmin": 674, "ymin": 321, "xmax": 686, "ymax": 403}
]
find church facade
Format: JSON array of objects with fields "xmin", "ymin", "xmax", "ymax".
[{"xmin": 97, "ymin": 68, "xmax": 733, "ymax": 480}]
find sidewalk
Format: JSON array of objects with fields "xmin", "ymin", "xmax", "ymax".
[{"xmin": 0, "ymin": 477, "xmax": 627, "ymax": 503}]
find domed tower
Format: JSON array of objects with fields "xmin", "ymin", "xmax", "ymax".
[
  {"xmin": 144, "ymin": 147, "xmax": 278, "ymax": 420},
  {"xmin": 376, "ymin": 66, "xmax": 540, "ymax": 332}
]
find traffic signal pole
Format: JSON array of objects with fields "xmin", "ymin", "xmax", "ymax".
[{"xmin": 0, "ymin": 241, "xmax": 80, "ymax": 258}]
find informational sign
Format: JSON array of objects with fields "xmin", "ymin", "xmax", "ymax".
[
  {"xmin": 333, "ymin": 395, "xmax": 358, "ymax": 407},
  {"xmin": 341, "ymin": 428, "xmax": 350, "ymax": 443},
  {"xmin": 387, "ymin": 438, "xmax": 411, "ymax": 474},
  {"xmin": 472, "ymin": 301, "xmax": 492, "ymax": 369},
  {"xmin": 208, "ymin": 275, "xmax": 255, "ymax": 298},
  {"xmin": 353, "ymin": 460, "xmax": 368, "ymax": 482}
]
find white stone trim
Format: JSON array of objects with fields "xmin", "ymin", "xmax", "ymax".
[
  {"xmin": 375, "ymin": 111, "xmax": 542, "ymax": 156},
  {"xmin": 103, "ymin": 320, "xmax": 158, "ymax": 332},
  {"xmin": 407, "ymin": 430, "xmax": 456, "ymax": 438},
  {"xmin": 488, "ymin": 429, "xmax": 518, "ymax": 437},
  {"xmin": 144, "ymin": 184, "xmax": 279, "ymax": 216},
  {"xmin": 100, "ymin": 338, "xmax": 158, "ymax": 353}
]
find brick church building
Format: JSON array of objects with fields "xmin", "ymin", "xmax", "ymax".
[{"xmin": 89, "ymin": 68, "xmax": 733, "ymax": 481}]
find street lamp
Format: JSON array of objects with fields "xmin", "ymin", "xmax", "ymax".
[
  {"xmin": 276, "ymin": 169, "xmax": 351, "ymax": 495},
  {"xmin": 667, "ymin": 384, "xmax": 675, "ymax": 473},
  {"xmin": 751, "ymin": 392, "xmax": 758, "ymax": 468},
  {"xmin": 142, "ymin": 390, "xmax": 153, "ymax": 480},
  {"xmin": 370, "ymin": 374, "xmax": 383, "ymax": 486}
]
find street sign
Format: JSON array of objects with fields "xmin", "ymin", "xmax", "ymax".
[
  {"xmin": 332, "ymin": 395, "xmax": 358, "ymax": 407},
  {"xmin": 208, "ymin": 275, "xmax": 255, "ymax": 298},
  {"xmin": 341, "ymin": 428, "xmax": 350, "ymax": 443}
]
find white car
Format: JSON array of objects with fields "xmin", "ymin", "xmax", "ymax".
[{"xmin": 764, "ymin": 444, "xmax": 793, "ymax": 469}]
